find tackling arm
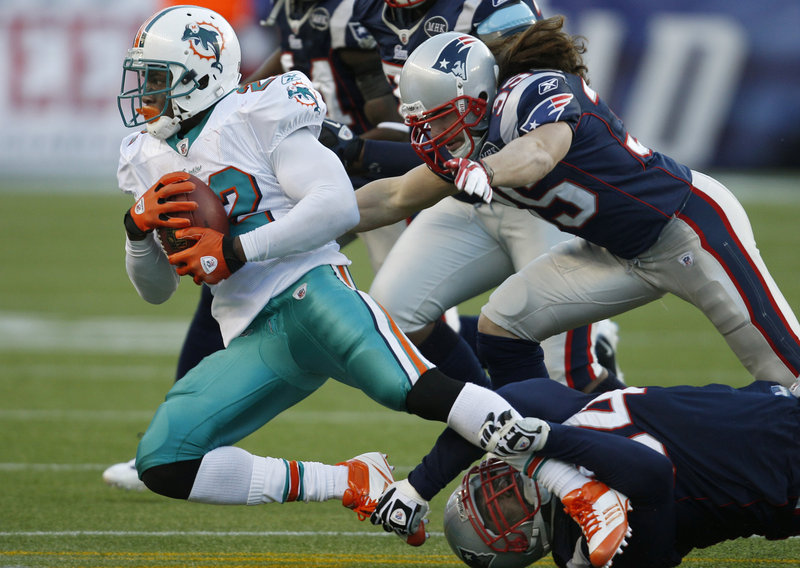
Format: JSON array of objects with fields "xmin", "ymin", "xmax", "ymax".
[
  {"xmin": 484, "ymin": 121, "xmax": 572, "ymax": 188},
  {"xmin": 353, "ymin": 164, "xmax": 456, "ymax": 232}
]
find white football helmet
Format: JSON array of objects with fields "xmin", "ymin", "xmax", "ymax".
[
  {"xmin": 118, "ymin": 5, "xmax": 241, "ymax": 139},
  {"xmin": 398, "ymin": 32, "xmax": 498, "ymax": 173},
  {"xmin": 443, "ymin": 458, "xmax": 553, "ymax": 568}
]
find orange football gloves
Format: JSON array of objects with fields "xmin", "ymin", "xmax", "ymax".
[
  {"xmin": 124, "ymin": 171, "xmax": 198, "ymax": 239},
  {"xmin": 167, "ymin": 227, "xmax": 244, "ymax": 285}
]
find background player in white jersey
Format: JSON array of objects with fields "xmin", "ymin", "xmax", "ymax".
[
  {"xmin": 113, "ymin": 8, "xmax": 625, "ymax": 547},
  {"xmin": 330, "ymin": 0, "xmax": 625, "ymax": 392},
  {"xmin": 352, "ymin": 23, "xmax": 800, "ymax": 389}
]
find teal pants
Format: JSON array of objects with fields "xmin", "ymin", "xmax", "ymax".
[{"xmin": 136, "ymin": 265, "xmax": 432, "ymax": 474}]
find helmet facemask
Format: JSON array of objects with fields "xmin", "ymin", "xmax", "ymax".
[
  {"xmin": 118, "ymin": 55, "xmax": 199, "ymax": 139},
  {"xmin": 404, "ymin": 95, "xmax": 488, "ymax": 174},
  {"xmin": 467, "ymin": 459, "xmax": 549, "ymax": 554}
]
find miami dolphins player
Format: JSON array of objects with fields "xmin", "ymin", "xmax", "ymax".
[
  {"xmin": 103, "ymin": 0, "xmax": 407, "ymax": 491},
  {"xmin": 112, "ymin": 7, "xmax": 630, "ymax": 549},
  {"xmin": 329, "ymin": 0, "xmax": 625, "ymax": 392},
  {"xmin": 352, "ymin": 25, "xmax": 800, "ymax": 388}
]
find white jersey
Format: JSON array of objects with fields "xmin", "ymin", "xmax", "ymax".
[{"xmin": 118, "ymin": 72, "xmax": 354, "ymax": 345}]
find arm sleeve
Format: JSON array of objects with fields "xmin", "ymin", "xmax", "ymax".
[
  {"xmin": 238, "ymin": 127, "xmax": 360, "ymax": 261},
  {"xmin": 125, "ymin": 234, "xmax": 180, "ymax": 304},
  {"xmin": 360, "ymin": 139, "xmax": 422, "ymax": 178}
]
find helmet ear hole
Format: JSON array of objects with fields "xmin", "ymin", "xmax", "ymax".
[{"xmin": 197, "ymin": 75, "xmax": 210, "ymax": 90}]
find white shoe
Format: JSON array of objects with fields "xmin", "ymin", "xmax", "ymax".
[
  {"xmin": 337, "ymin": 452, "xmax": 395, "ymax": 520},
  {"xmin": 102, "ymin": 458, "xmax": 146, "ymax": 491}
]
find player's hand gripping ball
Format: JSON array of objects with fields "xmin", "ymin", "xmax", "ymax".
[{"xmin": 155, "ymin": 173, "xmax": 229, "ymax": 255}]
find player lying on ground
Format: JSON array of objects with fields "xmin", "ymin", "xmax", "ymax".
[{"xmin": 436, "ymin": 378, "xmax": 800, "ymax": 568}]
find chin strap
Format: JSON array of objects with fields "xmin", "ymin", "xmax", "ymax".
[{"xmin": 146, "ymin": 114, "xmax": 181, "ymax": 139}]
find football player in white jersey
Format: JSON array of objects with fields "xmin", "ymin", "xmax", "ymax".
[{"xmin": 113, "ymin": 8, "xmax": 629, "ymax": 551}]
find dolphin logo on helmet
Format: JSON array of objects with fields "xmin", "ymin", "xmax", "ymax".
[{"xmin": 182, "ymin": 22, "xmax": 223, "ymax": 72}]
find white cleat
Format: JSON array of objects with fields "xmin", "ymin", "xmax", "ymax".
[
  {"xmin": 337, "ymin": 452, "xmax": 395, "ymax": 521},
  {"xmin": 102, "ymin": 458, "xmax": 146, "ymax": 491}
]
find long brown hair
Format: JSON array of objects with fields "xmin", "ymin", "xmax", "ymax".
[{"xmin": 488, "ymin": 16, "xmax": 589, "ymax": 85}]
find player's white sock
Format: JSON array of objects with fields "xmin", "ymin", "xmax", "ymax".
[
  {"xmin": 188, "ymin": 446, "xmax": 254, "ymax": 504},
  {"xmin": 248, "ymin": 455, "xmax": 344, "ymax": 505},
  {"xmin": 187, "ymin": 446, "xmax": 345, "ymax": 505},
  {"xmin": 446, "ymin": 382, "xmax": 523, "ymax": 444},
  {"xmin": 533, "ymin": 458, "xmax": 590, "ymax": 498}
]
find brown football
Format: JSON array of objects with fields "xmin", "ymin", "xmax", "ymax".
[{"xmin": 156, "ymin": 173, "xmax": 229, "ymax": 255}]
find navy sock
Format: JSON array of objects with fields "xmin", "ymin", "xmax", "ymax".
[
  {"xmin": 175, "ymin": 285, "xmax": 224, "ymax": 381},
  {"xmin": 457, "ymin": 315, "xmax": 480, "ymax": 362},
  {"xmin": 418, "ymin": 319, "xmax": 490, "ymax": 388},
  {"xmin": 477, "ymin": 332, "xmax": 549, "ymax": 389},
  {"xmin": 589, "ymin": 371, "xmax": 627, "ymax": 393}
]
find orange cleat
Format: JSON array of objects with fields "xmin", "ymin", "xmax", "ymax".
[
  {"xmin": 561, "ymin": 480, "xmax": 632, "ymax": 567},
  {"xmin": 338, "ymin": 452, "xmax": 395, "ymax": 521}
]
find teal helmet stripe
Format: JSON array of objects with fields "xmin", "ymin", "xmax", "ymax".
[{"xmin": 135, "ymin": 5, "xmax": 192, "ymax": 47}]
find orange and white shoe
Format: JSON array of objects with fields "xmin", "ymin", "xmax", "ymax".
[
  {"xmin": 338, "ymin": 452, "xmax": 395, "ymax": 521},
  {"xmin": 561, "ymin": 480, "xmax": 632, "ymax": 567}
]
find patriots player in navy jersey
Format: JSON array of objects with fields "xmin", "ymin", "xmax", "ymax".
[
  {"xmin": 439, "ymin": 378, "xmax": 800, "ymax": 567},
  {"xmin": 353, "ymin": 20, "xmax": 800, "ymax": 389},
  {"xmin": 331, "ymin": 0, "xmax": 626, "ymax": 394}
]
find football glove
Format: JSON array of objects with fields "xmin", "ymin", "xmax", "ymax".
[
  {"xmin": 167, "ymin": 227, "xmax": 244, "ymax": 285},
  {"xmin": 370, "ymin": 479, "xmax": 429, "ymax": 546},
  {"xmin": 125, "ymin": 172, "xmax": 198, "ymax": 239},
  {"xmin": 318, "ymin": 118, "xmax": 364, "ymax": 170},
  {"xmin": 480, "ymin": 411, "xmax": 550, "ymax": 458},
  {"xmin": 444, "ymin": 157, "xmax": 494, "ymax": 204}
]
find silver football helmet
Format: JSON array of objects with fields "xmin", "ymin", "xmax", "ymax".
[
  {"xmin": 118, "ymin": 5, "xmax": 242, "ymax": 139},
  {"xmin": 398, "ymin": 32, "xmax": 498, "ymax": 173},
  {"xmin": 443, "ymin": 458, "xmax": 553, "ymax": 568}
]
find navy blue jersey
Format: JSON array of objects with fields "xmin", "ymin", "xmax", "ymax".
[
  {"xmin": 508, "ymin": 379, "xmax": 800, "ymax": 566},
  {"xmin": 409, "ymin": 379, "xmax": 800, "ymax": 566},
  {"xmin": 344, "ymin": 0, "xmax": 541, "ymax": 96},
  {"xmin": 482, "ymin": 70, "xmax": 695, "ymax": 258},
  {"xmin": 269, "ymin": 0, "xmax": 378, "ymax": 133}
]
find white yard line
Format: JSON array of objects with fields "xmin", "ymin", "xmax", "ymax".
[{"xmin": 0, "ymin": 311, "xmax": 188, "ymax": 354}]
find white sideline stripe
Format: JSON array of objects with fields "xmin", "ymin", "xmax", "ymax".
[
  {"xmin": 0, "ymin": 462, "xmax": 415, "ymax": 475},
  {"xmin": 0, "ymin": 408, "xmax": 415, "ymax": 423},
  {"xmin": 0, "ymin": 463, "xmax": 110, "ymax": 471},
  {"xmin": 0, "ymin": 311, "xmax": 187, "ymax": 354},
  {"xmin": 0, "ymin": 310, "xmax": 716, "ymax": 356},
  {"xmin": 0, "ymin": 530, "xmax": 445, "ymax": 538}
]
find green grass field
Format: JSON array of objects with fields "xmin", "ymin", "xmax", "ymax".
[{"xmin": 1, "ymin": 176, "xmax": 799, "ymax": 567}]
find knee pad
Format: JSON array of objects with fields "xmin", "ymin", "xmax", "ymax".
[{"xmin": 140, "ymin": 458, "xmax": 202, "ymax": 500}]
